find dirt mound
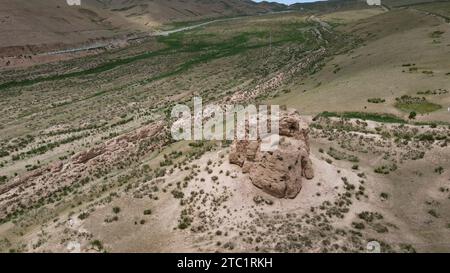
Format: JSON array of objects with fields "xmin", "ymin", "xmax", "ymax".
[{"xmin": 229, "ymin": 110, "xmax": 314, "ymax": 198}]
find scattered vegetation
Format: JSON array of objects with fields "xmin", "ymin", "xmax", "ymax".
[
  {"xmin": 317, "ymin": 112, "xmax": 406, "ymax": 124},
  {"xmin": 374, "ymin": 164, "xmax": 397, "ymax": 175},
  {"xmin": 367, "ymin": 98, "xmax": 385, "ymax": 104},
  {"xmin": 327, "ymin": 147, "xmax": 359, "ymax": 162},
  {"xmin": 395, "ymin": 95, "xmax": 442, "ymax": 114}
]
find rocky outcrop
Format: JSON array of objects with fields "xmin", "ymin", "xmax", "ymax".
[
  {"xmin": 72, "ymin": 145, "xmax": 107, "ymax": 164},
  {"xmin": 229, "ymin": 110, "xmax": 314, "ymax": 199},
  {"xmin": 0, "ymin": 121, "xmax": 168, "ymax": 220},
  {"xmin": 228, "ymin": 48, "xmax": 326, "ymax": 104}
]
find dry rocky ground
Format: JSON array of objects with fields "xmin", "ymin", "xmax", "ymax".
[{"xmin": 0, "ymin": 5, "xmax": 449, "ymax": 253}]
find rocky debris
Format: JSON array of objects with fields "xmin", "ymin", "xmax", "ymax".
[
  {"xmin": 50, "ymin": 161, "xmax": 64, "ymax": 173},
  {"xmin": 71, "ymin": 123, "xmax": 164, "ymax": 165},
  {"xmin": 0, "ymin": 121, "xmax": 168, "ymax": 220},
  {"xmin": 229, "ymin": 110, "xmax": 314, "ymax": 199},
  {"xmin": 0, "ymin": 161, "xmax": 64, "ymax": 196},
  {"xmin": 253, "ymin": 195, "xmax": 274, "ymax": 206},
  {"xmin": 228, "ymin": 48, "xmax": 326, "ymax": 104},
  {"xmin": 72, "ymin": 145, "xmax": 106, "ymax": 164}
]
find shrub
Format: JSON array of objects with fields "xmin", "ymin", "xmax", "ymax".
[
  {"xmin": 90, "ymin": 240, "xmax": 103, "ymax": 250},
  {"xmin": 352, "ymin": 222, "xmax": 365, "ymax": 230},
  {"xmin": 358, "ymin": 211, "xmax": 383, "ymax": 223},
  {"xmin": 430, "ymin": 30, "xmax": 444, "ymax": 38},
  {"xmin": 368, "ymin": 98, "xmax": 385, "ymax": 104},
  {"xmin": 143, "ymin": 209, "xmax": 152, "ymax": 215},
  {"xmin": 0, "ymin": 150, "xmax": 9, "ymax": 157},
  {"xmin": 416, "ymin": 133, "xmax": 434, "ymax": 142},
  {"xmin": 434, "ymin": 166, "xmax": 444, "ymax": 174},
  {"xmin": 380, "ymin": 192, "xmax": 389, "ymax": 200},
  {"xmin": 78, "ymin": 212, "xmax": 90, "ymax": 220},
  {"xmin": 374, "ymin": 164, "xmax": 397, "ymax": 174},
  {"xmin": 171, "ymin": 189, "xmax": 184, "ymax": 199},
  {"xmin": 0, "ymin": 176, "xmax": 7, "ymax": 184},
  {"xmin": 178, "ymin": 210, "xmax": 192, "ymax": 229},
  {"xmin": 160, "ymin": 159, "xmax": 173, "ymax": 167},
  {"xmin": 155, "ymin": 168, "xmax": 166, "ymax": 178},
  {"xmin": 178, "ymin": 222, "xmax": 189, "ymax": 229},
  {"xmin": 428, "ymin": 209, "xmax": 439, "ymax": 218},
  {"xmin": 112, "ymin": 207, "xmax": 121, "ymax": 214},
  {"xmin": 104, "ymin": 215, "xmax": 119, "ymax": 223}
]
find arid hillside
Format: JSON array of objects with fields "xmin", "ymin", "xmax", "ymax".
[
  {"xmin": 290, "ymin": 0, "xmax": 370, "ymax": 12},
  {"xmin": 0, "ymin": 1, "xmax": 449, "ymax": 254},
  {"xmin": 0, "ymin": 0, "xmax": 129, "ymax": 52},
  {"xmin": 84, "ymin": 0, "xmax": 286, "ymax": 26},
  {"xmin": 271, "ymin": 4, "xmax": 450, "ymax": 123},
  {"xmin": 382, "ymin": 0, "xmax": 446, "ymax": 8},
  {"xmin": 0, "ymin": 0, "xmax": 285, "ymax": 56}
]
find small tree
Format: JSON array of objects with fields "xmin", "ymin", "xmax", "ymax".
[{"xmin": 409, "ymin": 111, "xmax": 417, "ymax": 120}]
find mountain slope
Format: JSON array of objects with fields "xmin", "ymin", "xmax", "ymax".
[
  {"xmin": 382, "ymin": 0, "xmax": 446, "ymax": 8},
  {"xmin": 290, "ymin": 0, "xmax": 371, "ymax": 13},
  {"xmin": 0, "ymin": 0, "xmax": 286, "ymax": 54},
  {"xmin": 0, "ymin": 0, "xmax": 127, "ymax": 51},
  {"xmin": 84, "ymin": 0, "xmax": 286, "ymax": 26}
]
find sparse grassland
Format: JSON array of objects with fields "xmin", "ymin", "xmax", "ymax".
[
  {"xmin": 410, "ymin": 1, "xmax": 450, "ymax": 20},
  {"xmin": 0, "ymin": 7, "xmax": 449, "ymax": 254},
  {"xmin": 316, "ymin": 112, "xmax": 407, "ymax": 124}
]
